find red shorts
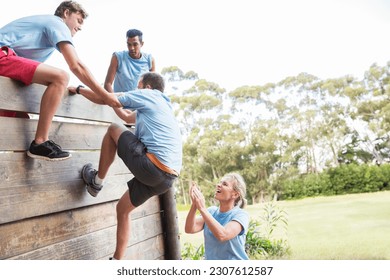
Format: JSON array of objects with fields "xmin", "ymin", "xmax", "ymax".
[
  {"xmin": 0, "ymin": 109, "xmax": 29, "ymax": 118},
  {"xmin": 0, "ymin": 46, "xmax": 40, "ymax": 85}
]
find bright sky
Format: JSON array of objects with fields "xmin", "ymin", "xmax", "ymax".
[{"xmin": 1, "ymin": 0, "xmax": 390, "ymax": 90}]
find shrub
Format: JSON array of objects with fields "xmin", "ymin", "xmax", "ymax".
[{"xmin": 181, "ymin": 242, "xmax": 205, "ymax": 260}]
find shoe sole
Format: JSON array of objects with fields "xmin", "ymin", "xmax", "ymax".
[
  {"xmin": 27, "ymin": 151, "xmax": 72, "ymax": 161},
  {"xmin": 86, "ymin": 186, "xmax": 99, "ymax": 197},
  {"xmin": 82, "ymin": 164, "xmax": 99, "ymax": 197}
]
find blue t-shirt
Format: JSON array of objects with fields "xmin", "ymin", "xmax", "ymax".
[
  {"xmin": 113, "ymin": 51, "xmax": 153, "ymax": 92},
  {"xmin": 0, "ymin": 15, "xmax": 73, "ymax": 62},
  {"xmin": 204, "ymin": 206, "xmax": 249, "ymax": 260},
  {"xmin": 117, "ymin": 89, "xmax": 182, "ymax": 173}
]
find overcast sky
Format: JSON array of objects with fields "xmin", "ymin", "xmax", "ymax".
[{"xmin": 1, "ymin": 0, "xmax": 390, "ymax": 90}]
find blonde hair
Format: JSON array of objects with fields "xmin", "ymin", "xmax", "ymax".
[{"xmin": 223, "ymin": 173, "xmax": 247, "ymax": 208}]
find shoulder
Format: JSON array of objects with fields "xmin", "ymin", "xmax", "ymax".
[
  {"xmin": 207, "ymin": 205, "xmax": 218, "ymax": 214},
  {"xmin": 12, "ymin": 15, "xmax": 63, "ymax": 28},
  {"xmin": 41, "ymin": 15, "xmax": 67, "ymax": 28},
  {"xmin": 114, "ymin": 50, "xmax": 128, "ymax": 58},
  {"xmin": 142, "ymin": 52, "xmax": 153, "ymax": 61},
  {"xmin": 232, "ymin": 207, "xmax": 249, "ymax": 221}
]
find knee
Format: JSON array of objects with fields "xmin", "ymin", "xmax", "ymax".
[
  {"xmin": 51, "ymin": 69, "xmax": 69, "ymax": 90},
  {"xmin": 58, "ymin": 70, "xmax": 70, "ymax": 88},
  {"xmin": 107, "ymin": 123, "xmax": 125, "ymax": 140},
  {"xmin": 116, "ymin": 203, "xmax": 132, "ymax": 219},
  {"xmin": 108, "ymin": 123, "xmax": 119, "ymax": 134}
]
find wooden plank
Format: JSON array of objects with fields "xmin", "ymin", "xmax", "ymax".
[
  {"xmin": 0, "ymin": 76, "xmax": 169, "ymax": 260},
  {"xmin": 99, "ymin": 235, "xmax": 165, "ymax": 260},
  {"xmin": 123, "ymin": 235, "xmax": 165, "ymax": 260},
  {"xmin": 0, "ymin": 118, "xmax": 110, "ymax": 151},
  {"xmin": 0, "ymin": 151, "xmax": 134, "ymax": 224},
  {"xmin": 8, "ymin": 213, "xmax": 163, "ymax": 260},
  {"xmin": 0, "ymin": 197, "xmax": 161, "ymax": 259},
  {"xmin": 0, "ymin": 76, "xmax": 121, "ymax": 123}
]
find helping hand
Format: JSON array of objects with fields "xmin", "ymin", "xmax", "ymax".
[{"xmin": 67, "ymin": 86, "xmax": 77, "ymax": 95}]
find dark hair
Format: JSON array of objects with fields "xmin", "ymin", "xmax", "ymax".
[
  {"xmin": 141, "ymin": 72, "xmax": 165, "ymax": 92},
  {"xmin": 54, "ymin": 1, "xmax": 88, "ymax": 19},
  {"xmin": 126, "ymin": 29, "xmax": 143, "ymax": 42}
]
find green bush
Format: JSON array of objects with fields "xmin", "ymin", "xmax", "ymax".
[
  {"xmin": 181, "ymin": 242, "xmax": 205, "ymax": 260},
  {"xmin": 246, "ymin": 202, "xmax": 290, "ymax": 259},
  {"xmin": 280, "ymin": 163, "xmax": 390, "ymax": 199}
]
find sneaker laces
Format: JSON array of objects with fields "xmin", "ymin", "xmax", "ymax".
[{"xmin": 47, "ymin": 140, "xmax": 64, "ymax": 152}]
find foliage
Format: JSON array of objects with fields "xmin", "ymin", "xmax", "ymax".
[
  {"xmin": 181, "ymin": 242, "xmax": 205, "ymax": 260},
  {"xmin": 280, "ymin": 163, "xmax": 390, "ymax": 199},
  {"xmin": 161, "ymin": 62, "xmax": 390, "ymax": 204},
  {"xmin": 246, "ymin": 202, "xmax": 290, "ymax": 259}
]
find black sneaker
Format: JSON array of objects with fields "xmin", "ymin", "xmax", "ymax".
[
  {"xmin": 82, "ymin": 163, "xmax": 103, "ymax": 197},
  {"xmin": 27, "ymin": 140, "xmax": 71, "ymax": 161}
]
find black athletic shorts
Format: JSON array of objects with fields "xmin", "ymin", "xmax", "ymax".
[{"xmin": 117, "ymin": 130, "xmax": 178, "ymax": 207}]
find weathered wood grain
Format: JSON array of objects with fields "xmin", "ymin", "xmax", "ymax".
[
  {"xmin": 9, "ymin": 213, "xmax": 163, "ymax": 260},
  {"xmin": 0, "ymin": 118, "xmax": 111, "ymax": 151},
  {"xmin": 0, "ymin": 197, "xmax": 161, "ymax": 259},
  {"xmin": 0, "ymin": 76, "xmax": 176, "ymax": 260},
  {"xmin": 0, "ymin": 76, "xmax": 121, "ymax": 123},
  {"xmin": 0, "ymin": 151, "xmax": 134, "ymax": 224}
]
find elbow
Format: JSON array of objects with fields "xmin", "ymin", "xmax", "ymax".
[
  {"xmin": 104, "ymin": 82, "xmax": 112, "ymax": 92},
  {"xmin": 214, "ymin": 232, "xmax": 230, "ymax": 242},
  {"xmin": 184, "ymin": 225, "xmax": 194, "ymax": 234}
]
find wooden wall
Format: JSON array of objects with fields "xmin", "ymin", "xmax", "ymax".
[{"xmin": 0, "ymin": 76, "xmax": 179, "ymax": 260}]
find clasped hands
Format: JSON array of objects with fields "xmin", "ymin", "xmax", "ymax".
[{"xmin": 190, "ymin": 182, "xmax": 206, "ymax": 211}]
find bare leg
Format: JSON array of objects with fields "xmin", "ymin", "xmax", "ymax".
[
  {"xmin": 97, "ymin": 123, "xmax": 128, "ymax": 179},
  {"xmin": 31, "ymin": 64, "xmax": 69, "ymax": 144},
  {"xmin": 97, "ymin": 123, "xmax": 132, "ymax": 259},
  {"xmin": 113, "ymin": 190, "xmax": 136, "ymax": 259}
]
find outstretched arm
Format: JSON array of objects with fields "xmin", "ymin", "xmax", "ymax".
[
  {"xmin": 59, "ymin": 42, "xmax": 121, "ymax": 108},
  {"xmin": 113, "ymin": 107, "xmax": 136, "ymax": 124},
  {"xmin": 68, "ymin": 85, "xmax": 106, "ymax": 105}
]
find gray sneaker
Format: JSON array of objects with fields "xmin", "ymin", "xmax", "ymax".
[{"xmin": 81, "ymin": 163, "xmax": 103, "ymax": 197}]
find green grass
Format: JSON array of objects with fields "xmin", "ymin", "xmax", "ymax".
[{"xmin": 178, "ymin": 191, "xmax": 390, "ymax": 259}]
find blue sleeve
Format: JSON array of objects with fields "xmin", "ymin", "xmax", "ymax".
[
  {"xmin": 45, "ymin": 18, "xmax": 73, "ymax": 51},
  {"xmin": 116, "ymin": 90, "xmax": 146, "ymax": 110},
  {"xmin": 233, "ymin": 210, "xmax": 250, "ymax": 235}
]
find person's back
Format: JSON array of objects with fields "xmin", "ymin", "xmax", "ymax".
[
  {"xmin": 119, "ymin": 87, "xmax": 182, "ymax": 172},
  {"xmin": 0, "ymin": 14, "xmax": 73, "ymax": 62}
]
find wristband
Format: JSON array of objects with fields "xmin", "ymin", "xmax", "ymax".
[{"xmin": 76, "ymin": 85, "xmax": 85, "ymax": 94}]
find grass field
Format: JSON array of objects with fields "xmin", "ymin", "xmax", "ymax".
[{"xmin": 177, "ymin": 191, "xmax": 390, "ymax": 259}]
